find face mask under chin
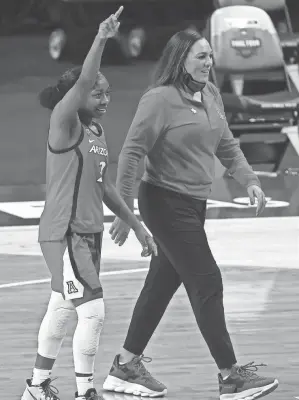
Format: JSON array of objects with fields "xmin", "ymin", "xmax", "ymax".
[{"xmin": 180, "ymin": 69, "xmax": 207, "ymax": 94}]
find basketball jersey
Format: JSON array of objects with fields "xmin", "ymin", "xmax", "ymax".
[{"xmin": 39, "ymin": 123, "xmax": 109, "ymax": 241}]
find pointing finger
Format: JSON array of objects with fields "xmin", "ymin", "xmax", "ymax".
[{"xmin": 114, "ymin": 6, "xmax": 124, "ymax": 19}]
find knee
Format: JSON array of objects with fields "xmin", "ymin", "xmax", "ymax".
[
  {"xmin": 75, "ymin": 299, "xmax": 105, "ymax": 355},
  {"xmin": 78, "ymin": 333, "xmax": 101, "ymax": 356},
  {"xmin": 209, "ymin": 267, "xmax": 223, "ymax": 294},
  {"xmin": 186, "ymin": 267, "xmax": 224, "ymax": 299},
  {"xmin": 76, "ymin": 298, "xmax": 105, "ymax": 323},
  {"xmin": 41, "ymin": 291, "xmax": 74, "ymax": 340}
]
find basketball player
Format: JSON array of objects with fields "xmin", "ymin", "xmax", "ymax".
[{"xmin": 21, "ymin": 7, "xmax": 157, "ymax": 400}]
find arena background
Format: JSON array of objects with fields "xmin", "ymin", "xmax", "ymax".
[{"xmin": 1, "ymin": 1, "xmax": 299, "ymax": 225}]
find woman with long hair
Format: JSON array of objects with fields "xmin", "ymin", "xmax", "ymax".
[{"xmin": 103, "ymin": 29, "xmax": 278, "ymax": 400}]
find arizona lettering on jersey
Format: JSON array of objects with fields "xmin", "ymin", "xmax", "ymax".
[
  {"xmin": 89, "ymin": 145, "xmax": 108, "ymax": 156},
  {"xmin": 39, "ymin": 124, "xmax": 109, "ymax": 241}
]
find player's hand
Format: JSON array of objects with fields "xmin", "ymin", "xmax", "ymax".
[
  {"xmin": 109, "ymin": 216, "xmax": 131, "ymax": 246},
  {"xmin": 247, "ymin": 185, "xmax": 267, "ymax": 216},
  {"xmin": 98, "ymin": 6, "xmax": 123, "ymax": 39},
  {"xmin": 134, "ymin": 225, "xmax": 158, "ymax": 257}
]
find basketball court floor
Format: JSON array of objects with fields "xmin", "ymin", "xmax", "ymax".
[{"xmin": 0, "ymin": 216, "xmax": 298, "ymax": 400}]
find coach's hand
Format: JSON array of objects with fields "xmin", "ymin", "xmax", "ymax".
[
  {"xmin": 98, "ymin": 6, "xmax": 123, "ymax": 39},
  {"xmin": 247, "ymin": 185, "xmax": 267, "ymax": 216},
  {"xmin": 110, "ymin": 217, "xmax": 131, "ymax": 246},
  {"xmin": 134, "ymin": 225, "xmax": 158, "ymax": 257}
]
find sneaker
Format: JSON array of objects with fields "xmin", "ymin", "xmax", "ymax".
[
  {"xmin": 103, "ymin": 354, "xmax": 167, "ymax": 398},
  {"xmin": 21, "ymin": 378, "xmax": 60, "ymax": 400},
  {"xmin": 75, "ymin": 388, "xmax": 103, "ymax": 400},
  {"xmin": 219, "ymin": 362, "xmax": 279, "ymax": 400}
]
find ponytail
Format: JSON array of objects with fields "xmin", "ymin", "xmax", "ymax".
[
  {"xmin": 39, "ymin": 65, "xmax": 83, "ymax": 110},
  {"xmin": 39, "ymin": 85, "xmax": 63, "ymax": 110}
]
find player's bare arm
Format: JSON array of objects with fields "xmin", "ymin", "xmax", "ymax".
[
  {"xmin": 50, "ymin": 6, "xmax": 123, "ymax": 147},
  {"xmin": 103, "ymin": 170, "xmax": 157, "ymax": 257},
  {"xmin": 103, "ymin": 172, "xmax": 139, "ymax": 230}
]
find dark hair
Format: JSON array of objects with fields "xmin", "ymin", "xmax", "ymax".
[
  {"xmin": 39, "ymin": 66, "xmax": 82, "ymax": 110},
  {"xmin": 149, "ymin": 29, "xmax": 204, "ymax": 90}
]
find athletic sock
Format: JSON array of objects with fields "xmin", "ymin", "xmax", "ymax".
[
  {"xmin": 31, "ymin": 368, "xmax": 52, "ymax": 385},
  {"xmin": 75, "ymin": 373, "xmax": 94, "ymax": 396}
]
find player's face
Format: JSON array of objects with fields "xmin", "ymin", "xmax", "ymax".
[
  {"xmin": 184, "ymin": 38, "xmax": 213, "ymax": 83},
  {"xmin": 86, "ymin": 76, "xmax": 111, "ymax": 119}
]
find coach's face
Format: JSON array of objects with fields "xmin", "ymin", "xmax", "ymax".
[{"xmin": 184, "ymin": 38, "xmax": 213, "ymax": 83}]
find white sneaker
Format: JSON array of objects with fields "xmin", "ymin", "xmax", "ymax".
[{"xmin": 21, "ymin": 378, "xmax": 60, "ymax": 400}]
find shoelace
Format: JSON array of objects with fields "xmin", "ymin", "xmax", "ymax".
[
  {"xmin": 236, "ymin": 362, "xmax": 267, "ymax": 380},
  {"xmin": 135, "ymin": 355, "xmax": 152, "ymax": 376},
  {"xmin": 134, "ymin": 355, "xmax": 163, "ymax": 385},
  {"xmin": 41, "ymin": 378, "xmax": 60, "ymax": 400}
]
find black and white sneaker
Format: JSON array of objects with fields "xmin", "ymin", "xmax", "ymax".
[
  {"xmin": 75, "ymin": 388, "xmax": 103, "ymax": 400},
  {"xmin": 21, "ymin": 378, "xmax": 60, "ymax": 400},
  {"xmin": 219, "ymin": 362, "xmax": 279, "ymax": 400}
]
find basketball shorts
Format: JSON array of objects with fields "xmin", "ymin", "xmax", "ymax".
[{"xmin": 40, "ymin": 232, "xmax": 103, "ymax": 301}]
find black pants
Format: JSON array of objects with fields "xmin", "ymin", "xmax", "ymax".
[{"xmin": 123, "ymin": 181, "xmax": 237, "ymax": 369}]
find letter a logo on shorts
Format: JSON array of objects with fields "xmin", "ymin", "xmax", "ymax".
[{"xmin": 66, "ymin": 280, "xmax": 79, "ymax": 294}]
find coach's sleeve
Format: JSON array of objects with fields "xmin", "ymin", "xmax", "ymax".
[
  {"xmin": 116, "ymin": 90, "xmax": 168, "ymax": 209},
  {"xmin": 213, "ymin": 88, "xmax": 261, "ymax": 189}
]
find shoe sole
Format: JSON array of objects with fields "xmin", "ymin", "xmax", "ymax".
[
  {"xmin": 220, "ymin": 379, "xmax": 279, "ymax": 400},
  {"xmin": 103, "ymin": 376, "xmax": 167, "ymax": 398}
]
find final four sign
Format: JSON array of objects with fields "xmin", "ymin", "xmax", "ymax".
[{"xmin": 231, "ymin": 30, "xmax": 261, "ymax": 58}]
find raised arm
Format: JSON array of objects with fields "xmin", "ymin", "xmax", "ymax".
[{"xmin": 52, "ymin": 6, "xmax": 123, "ymax": 131}]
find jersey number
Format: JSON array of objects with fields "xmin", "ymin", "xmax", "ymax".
[{"xmin": 97, "ymin": 161, "xmax": 107, "ymax": 183}]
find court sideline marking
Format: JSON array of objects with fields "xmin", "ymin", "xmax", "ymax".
[
  {"xmin": 0, "ymin": 260, "xmax": 278, "ymax": 323},
  {"xmin": 0, "ymin": 216, "xmax": 298, "ymax": 290},
  {"xmin": 0, "ymin": 267, "xmax": 149, "ymax": 290}
]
